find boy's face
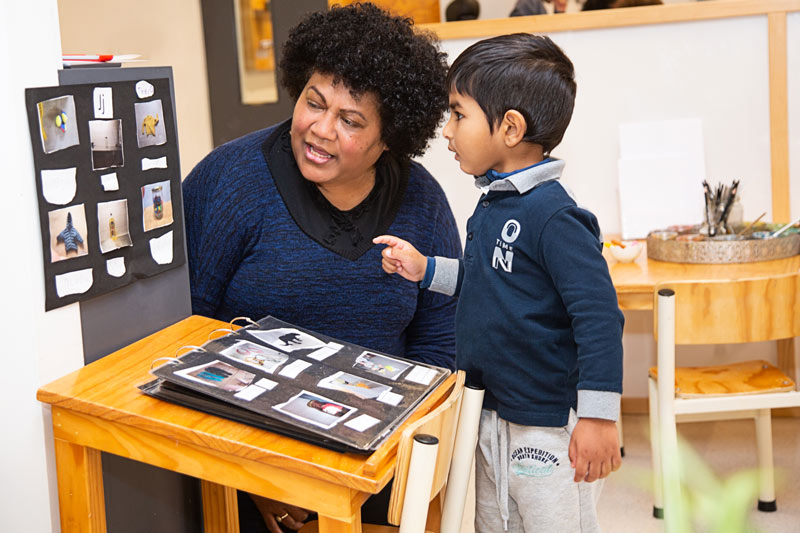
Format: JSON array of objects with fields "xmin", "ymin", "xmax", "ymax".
[{"xmin": 442, "ymin": 91, "xmax": 504, "ymax": 176}]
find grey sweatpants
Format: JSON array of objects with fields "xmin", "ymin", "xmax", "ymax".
[{"xmin": 475, "ymin": 409, "xmax": 603, "ymax": 533}]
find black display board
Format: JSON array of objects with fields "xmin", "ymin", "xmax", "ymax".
[{"xmin": 26, "ymin": 72, "xmax": 185, "ymax": 310}]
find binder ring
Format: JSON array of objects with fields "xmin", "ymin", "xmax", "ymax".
[
  {"xmin": 230, "ymin": 316, "xmax": 259, "ymax": 329},
  {"xmin": 208, "ymin": 328, "xmax": 235, "ymax": 340},
  {"xmin": 167, "ymin": 344, "xmax": 206, "ymax": 362},
  {"xmin": 150, "ymin": 357, "xmax": 180, "ymax": 370}
]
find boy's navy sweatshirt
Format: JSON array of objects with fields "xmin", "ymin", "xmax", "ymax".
[{"xmin": 423, "ymin": 159, "xmax": 624, "ymax": 427}]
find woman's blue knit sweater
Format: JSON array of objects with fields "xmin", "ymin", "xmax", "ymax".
[{"xmin": 182, "ymin": 124, "xmax": 461, "ymax": 369}]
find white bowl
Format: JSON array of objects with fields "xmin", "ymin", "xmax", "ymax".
[{"xmin": 608, "ymin": 240, "xmax": 643, "ymax": 263}]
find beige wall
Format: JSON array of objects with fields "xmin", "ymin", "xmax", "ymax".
[{"xmin": 58, "ymin": 0, "xmax": 213, "ymax": 176}]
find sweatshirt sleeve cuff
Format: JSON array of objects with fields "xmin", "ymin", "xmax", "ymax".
[
  {"xmin": 427, "ymin": 256, "xmax": 460, "ymax": 296},
  {"xmin": 577, "ymin": 390, "xmax": 621, "ymax": 421},
  {"xmin": 419, "ymin": 257, "xmax": 435, "ymax": 289}
]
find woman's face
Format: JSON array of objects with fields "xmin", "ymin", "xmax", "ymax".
[{"xmin": 291, "ymin": 72, "xmax": 387, "ymax": 188}]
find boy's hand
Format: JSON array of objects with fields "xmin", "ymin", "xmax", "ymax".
[
  {"xmin": 568, "ymin": 418, "xmax": 621, "ymax": 483},
  {"xmin": 373, "ymin": 235, "xmax": 428, "ymax": 282}
]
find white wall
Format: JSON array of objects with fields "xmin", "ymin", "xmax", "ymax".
[
  {"xmin": 0, "ymin": 2, "xmax": 85, "ymax": 532},
  {"xmin": 418, "ymin": 14, "xmax": 791, "ymax": 397}
]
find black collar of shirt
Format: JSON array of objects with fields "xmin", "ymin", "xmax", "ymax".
[{"xmin": 262, "ymin": 119, "xmax": 408, "ymax": 261}]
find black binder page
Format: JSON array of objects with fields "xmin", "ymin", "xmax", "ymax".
[{"xmin": 145, "ymin": 316, "xmax": 450, "ymax": 452}]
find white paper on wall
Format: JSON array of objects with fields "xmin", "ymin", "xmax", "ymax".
[
  {"xmin": 93, "ymin": 87, "xmax": 113, "ymax": 119},
  {"xmin": 141, "ymin": 156, "xmax": 167, "ymax": 171},
  {"xmin": 41, "ymin": 168, "xmax": 77, "ymax": 205},
  {"xmin": 55, "ymin": 268, "xmax": 93, "ymax": 297},
  {"xmin": 617, "ymin": 119, "xmax": 706, "ymax": 239},
  {"xmin": 100, "ymin": 172, "xmax": 119, "ymax": 192},
  {"xmin": 149, "ymin": 230, "xmax": 173, "ymax": 264},
  {"xmin": 106, "ymin": 257, "xmax": 126, "ymax": 277}
]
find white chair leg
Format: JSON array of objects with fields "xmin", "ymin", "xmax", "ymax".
[
  {"xmin": 659, "ymin": 401, "xmax": 683, "ymax": 533},
  {"xmin": 399, "ymin": 434, "xmax": 440, "ymax": 533},
  {"xmin": 656, "ymin": 290, "xmax": 689, "ymax": 533},
  {"xmin": 616, "ymin": 417, "xmax": 625, "ymax": 457},
  {"xmin": 648, "ymin": 376, "xmax": 663, "ymax": 518},
  {"xmin": 754, "ymin": 408, "xmax": 777, "ymax": 511},
  {"xmin": 441, "ymin": 384, "xmax": 484, "ymax": 533}
]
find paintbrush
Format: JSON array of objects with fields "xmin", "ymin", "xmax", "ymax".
[
  {"xmin": 703, "ymin": 181, "xmax": 716, "ymax": 236},
  {"xmin": 735, "ymin": 211, "xmax": 767, "ymax": 236},
  {"xmin": 771, "ymin": 214, "xmax": 800, "ymax": 238},
  {"xmin": 716, "ymin": 179, "xmax": 739, "ymax": 232}
]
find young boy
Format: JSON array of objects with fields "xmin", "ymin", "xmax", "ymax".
[{"xmin": 374, "ymin": 34, "xmax": 623, "ymax": 532}]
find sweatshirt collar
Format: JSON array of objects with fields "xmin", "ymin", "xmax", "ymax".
[{"xmin": 474, "ymin": 158, "xmax": 565, "ymax": 194}]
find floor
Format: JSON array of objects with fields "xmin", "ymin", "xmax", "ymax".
[{"xmin": 459, "ymin": 414, "xmax": 800, "ymax": 532}]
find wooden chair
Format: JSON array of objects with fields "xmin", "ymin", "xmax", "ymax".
[
  {"xmin": 301, "ymin": 370, "xmax": 485, "ymax": 533},
  {"xmin": 648, "ymin": 273, "xmax": 800, "ymax": 529}
]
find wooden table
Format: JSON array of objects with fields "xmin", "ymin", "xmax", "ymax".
[
  {"xmin": 605, "ymin": 241, "xmax": 800, "ymax": 380},
  {"xmin": 37, "ymin": 315, "xmax": 455, "ymax": 533}
]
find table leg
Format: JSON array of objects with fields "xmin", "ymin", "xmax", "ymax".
[
  {"xmin": 54, "ymin": 438, "xmax": 106, "ymax": 533},
  {"xmin": 776, "ymin": 338, "xmax": 796, "ymax": 382},
  {"xmin": 201, "ymin": 480, "xmax": 239, "ymax": 533},
  {"xmin": 318, "ymin": 512, "xmax": 362, "ymax": 533}
]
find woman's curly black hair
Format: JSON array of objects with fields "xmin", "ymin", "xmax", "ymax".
[{"xmin": 280, "ymin": 3, "xmax": 448, "ymax": 160}]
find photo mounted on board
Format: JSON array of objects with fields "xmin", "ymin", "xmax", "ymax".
[
  {"xmin": 141, "ymin": 180, "xmax": 174, "ymax": 232},
  {"xmin": 134, "ymin": 99, "xmax": 167, "ymax": 148},
  {"xmin": 219, "ymin": 340, "xmax": 289, "ymax": 373},
  {"xmin": 318, "ymin": 371, "xmax": 392, "ymax": 400},
  {"xmin": 247, "ymin": 327, "xmax": 328, "ymax": 353},
  {"xmin": 48, "ymin": 204, "xmax": 89, "ymax": 262},
  {"xmin": 353, "ymin": 351, "xmax": 412, "ymax": 381},
  {"xmin": 274, "ymin": 390, "xmax": 356, "ymax": 429},
  {"xmin": 97, "ymin": 199, "xmax": 133, "ymax": 253},
  {"xmin": 88, "ymin": 119, "xmax": 124, "ymax": 170},
  {"xmin": 36, "ymin": 95, "xmax": 80, "ymax": 154},
  {"xmin": 175, "ymin": 360, "xmax": 255, "ymax": 393}
]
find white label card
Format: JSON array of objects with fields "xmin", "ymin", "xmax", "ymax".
[
  {"xmin": 278, "ymin": 359, "xmax": 312, "ymax": 379},
  {"xmin": 100, "ymin": 172, "xmax": 119, "ymax": 192},
  {"xmin": 106, "ymin": 257, "xmax": 126, "ymax": 277},
  {"xmin": 307, "ymin": 342, "xmax": 343, "ymax": 361},
  {"xmin": 93, "ymin": 87, "xmax": 113, "ymax": 118},
  {"xmin": 377, "ymin": 390, "xmax": 403, "ymax": 406},
  {"xmin": 404, "ymin": 366, "xmax": 437, "ymax": 385},
  {"xmin": 149, "ymin": 231, "xmax": 173, "ymax": 264},
  {"xmin": 55, "ymin": 268, "xmax": 93, "ymax": 297},
  {"xmin": 41, "ymin": 168, "xmax": 77, "ymax": 205},
  {"xmin": 344, "ymin": 414, "xmax": 380, "ymax": 432},
  {"xmin": 234, "ymin": 384, "xmax": 268, "ymax": 401},
  {"xmin": 141, "ymin": 156, "xmax": 167, "ymax": 170}
]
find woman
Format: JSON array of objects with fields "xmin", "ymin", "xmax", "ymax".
[{"xmin": 182, "ymin": 4, "xmax": 460, "ymax": 531}]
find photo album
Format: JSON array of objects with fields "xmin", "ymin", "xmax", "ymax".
[{"xmin": 141, "ymin": 316, "xmax": 451, "ymax": 454}]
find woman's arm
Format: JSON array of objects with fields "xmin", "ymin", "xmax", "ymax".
[{"xmin": 182, "ymin": 154, "xmax": 255, "ymax": 319}]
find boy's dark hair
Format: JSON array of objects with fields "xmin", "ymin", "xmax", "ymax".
[
  {"xmin": 446, "ymin": 33, "xmax": 576, "ymax": 154},
  {"xmin": 280, "ymin": 3, "xmax": 448, "ymax": 159}
]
